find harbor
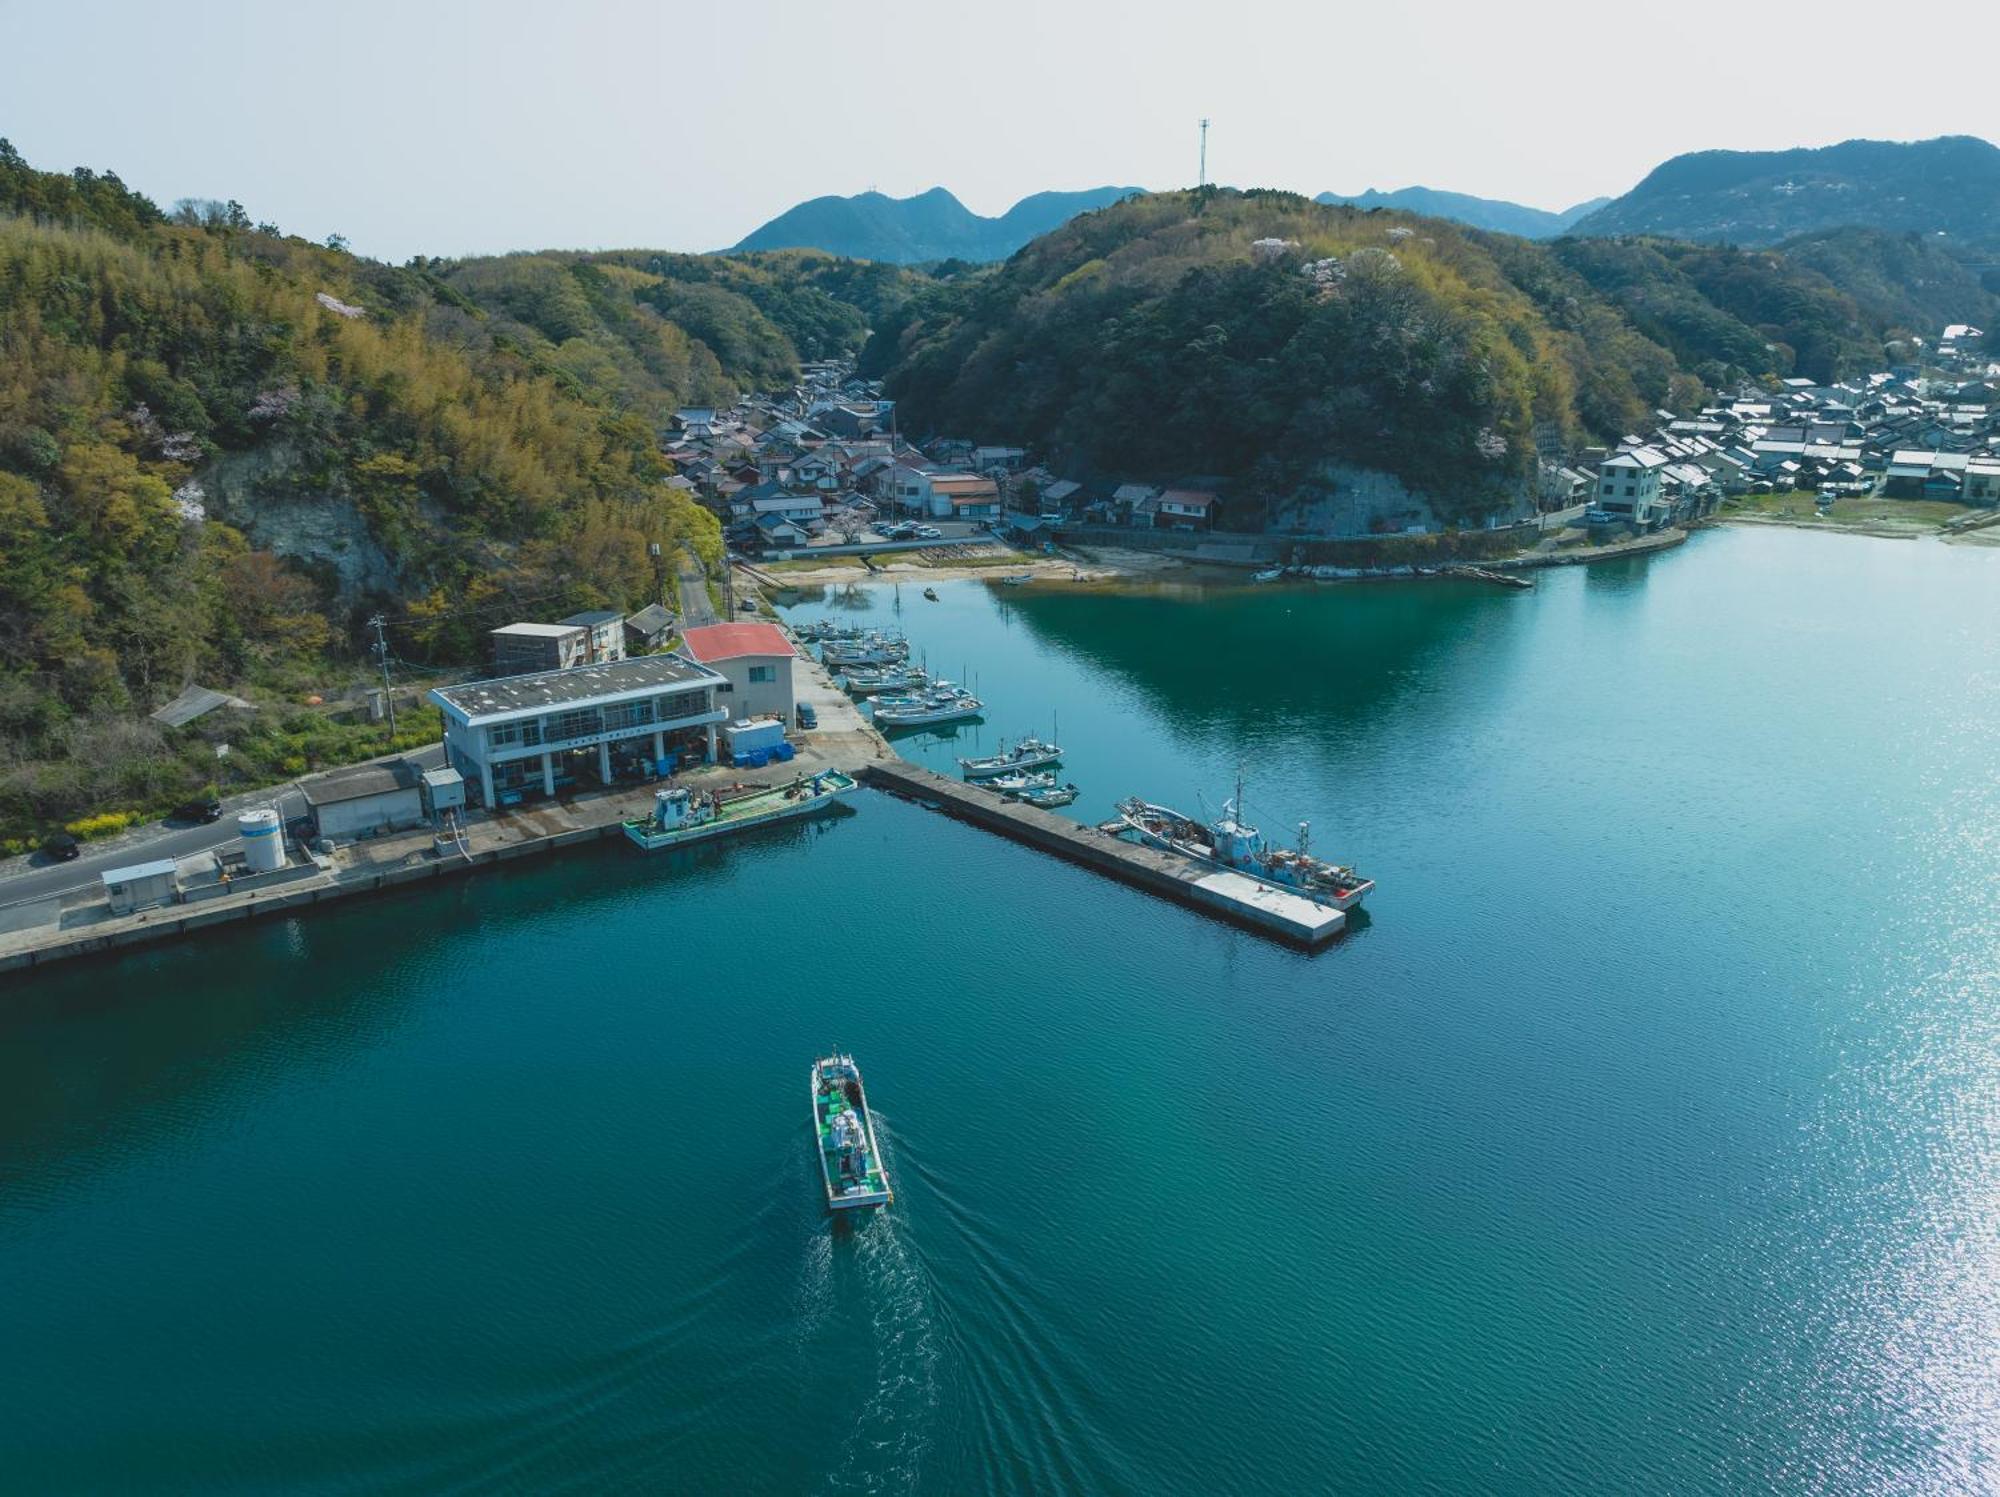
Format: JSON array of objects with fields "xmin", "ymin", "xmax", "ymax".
[{"xmin": 8, "ymin": 528, "xmax": 2000, "ymax": 1494}]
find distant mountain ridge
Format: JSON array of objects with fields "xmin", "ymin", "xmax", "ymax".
[
  {"xmin": 1571, "ymin": 136, "xmax": 2000, "ymax": 247},
  {"xmin": 729, "ymin": 185, "xmax": 1144, "ymax": 264},
  {"xmin": 1313, "ymin": 187, "xmax": 1609, "ymax": 239}
]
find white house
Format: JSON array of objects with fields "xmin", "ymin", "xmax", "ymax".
[
  {"xmin": 678, "ymin": 621, "xmax": 798, "ymax": 723},
  {"xmin": 558, "ymin": 609, "xmax": 627, "ymax": 665},
  {"xmin": 1595, "ymin": 447, "xmax": 1671, "ymax": 527}
]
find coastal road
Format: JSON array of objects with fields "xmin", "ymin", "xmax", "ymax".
[{"xmin": 0, "ymin": 742, "xmax": 445, "ymax": 919}]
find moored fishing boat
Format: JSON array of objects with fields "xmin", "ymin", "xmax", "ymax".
[
  {"xmin": 1252, "ymin": 567, "xmax": 1284, "ymax": 583},
  {"xmin": 837, "ymin": 664, "xmax": 931, "ymax": 697},
  {"xmin": 812, "ymin": 1054, "xmax": 891, "ymax": 1210},
  {"xmin": 872, "ymin": 689, "xmax": 983, "ymax": 729},
  {"xmin": 1019, "ymin": 782, "xmax": 1080, "ymax": 810},
  {"xmin": 1103, "ymin": 777, "xmax": 1373, "ymax": 910},
  {"xmin": 981, "ymin": 769, "xmax": 1061, "ymax": 797},
  {"xmin": 621, "ymin": 771, "xmax": 857, "ymax": 850},
  {"xmin": 957, "ymin": 735, "xmax": 1063, "ymax": 780}
]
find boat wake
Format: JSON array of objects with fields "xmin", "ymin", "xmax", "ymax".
[{"xmin": 807, "ymin": 1119, "xmax": 945, "ymax": 1497}]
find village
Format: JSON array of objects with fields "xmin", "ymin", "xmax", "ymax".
[{"xmin": 652, "ymin": 323, "xmax": 1998, "ymax": 573}]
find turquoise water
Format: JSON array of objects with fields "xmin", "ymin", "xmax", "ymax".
[{"xmin": 4, "ymin": 527, "xmax": 1998, "ymax": 1493}]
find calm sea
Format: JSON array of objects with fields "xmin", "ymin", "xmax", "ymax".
[{"xmin": 3, "ymin": 526, "xmax": 1997, "ymax": 1494}]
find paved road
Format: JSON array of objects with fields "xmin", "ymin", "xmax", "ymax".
[
  {"xmin": 677, "ymin": 553, "xmax": 718, "ymax": 626},
  {"xmin": 0, "ymin": 742, "xmax": 445, "ymax": 912}
]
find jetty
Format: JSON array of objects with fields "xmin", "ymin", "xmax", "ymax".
[{"xmin": 862, "ymin": 759, "xmax": 1344, "ymax": 949}]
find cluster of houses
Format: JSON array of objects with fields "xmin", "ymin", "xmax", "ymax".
[
  {"xmin": 1543, "ymin": 335, "xmax": 2000, "ymax": 527},
  {"xmin": 658, "ymin": 360, "xmax": 1238, "ymax": 552},
  {"xmin": 661, "ymin": 362, "xmax": 1017, "ymax": 553}
]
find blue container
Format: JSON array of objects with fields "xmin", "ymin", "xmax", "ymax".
[{"xmin": 773, "ymin": 741, "xmax": 796, "ymax": 762}]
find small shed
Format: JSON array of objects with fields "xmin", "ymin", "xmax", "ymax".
[
  {"xmin": 303, "ymin": 759, "xmax": 425, "ymax": 840},
  {"xmin": 102, "ymin": 858, "xmax": 179, "ymax": 915}
]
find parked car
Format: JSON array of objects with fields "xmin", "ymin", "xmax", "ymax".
[
  {"xmin": 915, "ymin": 525, "xmax": 942, "ymax": 539},
  {"xmin": 41, "ymin": 831, "xmax": 80, "ymax": 863},
  {"xmin": 796, "ymin": 703, "xmax": 818, "ymax": 730},
  {"xmin": 172, "ymin": 797, "xmax": 224, "ymax": 824}
]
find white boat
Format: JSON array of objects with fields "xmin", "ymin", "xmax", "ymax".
[
  {"xmin": 982, "ymin": 769, "xmax": 1061, "ymax": 797},
  {"xmin": 957, "ymin": 735, "xmax": 1063, "ymax": 780},
  {"xmin": 838, "ymin": 665, "xmax": 930, "ymax": 697},
  {"xmin": 1252, "ymin": 567, "xmax": 1284, "ymax": 583},
  {"xmin": 1019, "ymin": 782, "xmax": 1080, "ymax": 810},
  {"xmin": 812, "ymin": 1054, "xmax": 891, "ymax": 1210},
  {"xmin": 1104, "ymin": 776, "xmax": 1373, "ymax": 911},
  {"xmin": 873, "ymin": 690, "xmax": 984, "ymax": 729}
]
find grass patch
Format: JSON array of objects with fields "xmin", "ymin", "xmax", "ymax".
[{"xmin": 1721, "ymin": 491, "xmax": 1970, "ymax": 528}]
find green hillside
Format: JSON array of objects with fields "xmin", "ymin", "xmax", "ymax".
[
  {"xmin": 870, "ymin": 190, "xmax": 1994, "ymax": 507},
  {"xmin": 0, "ymin": 141, "xmax": 908, "ymax": 841}
]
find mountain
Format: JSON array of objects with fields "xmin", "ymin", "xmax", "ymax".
[
  {"xmin": 729, "ymin": 185, "xmax": 1144, "ymax": 264},
  {"xmin": 1570, "ymin": 136, "xmax": 2000, "ymax": 247},
  {"xmin": 1314, "ymin": 187, "xmax": 1608, "ymax": 239},
  {"xmin": 869, "ymin": 190, "xmax": 1994, "ymax": 517}
]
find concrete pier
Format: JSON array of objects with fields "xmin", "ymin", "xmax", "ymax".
[{"xmin": 860, "ymin": 760, "xmax": 1345, "ymax": 949}]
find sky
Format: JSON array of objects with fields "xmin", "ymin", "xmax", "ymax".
[{"xmin": 3, "ymin": 0, "xmax": 1996, "ymax": 263}]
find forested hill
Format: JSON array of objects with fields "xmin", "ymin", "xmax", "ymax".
[
  {"xmin": 867, "ymin": 190, "xmax": 1995, "ymax": 508},
  {"xmin": 730, "ymin": 186, "xmax": 1145, "ymax": 264},
  {"xmin": 1570, "ymin": 136, "xmax": 2000, "ymax": 248},
  {"xmin": 0, "ymin": 140, "xmax": 914, "ymax": 839},
  {"xmin": 1314, "ymin": 187, "xmax": 1608, "ymax": 239}
]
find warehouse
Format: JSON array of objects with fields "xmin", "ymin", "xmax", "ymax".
[
  {"xmin": 302, "ymin": 759, "xmax": 427, "ymax": 840},
  {"xmin": 430, "ymin": 654, "xmax": 731, "ymax": 807}
]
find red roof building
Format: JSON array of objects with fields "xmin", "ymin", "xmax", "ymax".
[{"xmin": 678, "ymin": 622, "xmax": 796, "ymax": 663}]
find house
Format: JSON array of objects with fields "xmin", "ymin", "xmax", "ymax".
[
  {"xmin": 753, "ymin": 513, "xmax": 814, "ymax": 548},
  {"xmin": 301, "ymin": 758, "xmax": 427, "ymax": 840},
  {"xmin": 1963, "ymin": 457, "xmax": 2000, "ymax": 505},
  {"xmin": 1039, "ymin": 478, "xmax": 1083, "ymax": 512},
  {"xmin": 1595, "ymin": 447, "xmax": 1672, "ymax": 527},
  {"xmin": 431, "ymin": 654, "xmax": 732, "ymax": 806},
  {"xmin": 558, "ymin": 609, "xmax": 627, "ymax": 665},
  {"xmin": 923, "ymin": 473, "xmax": 1001, "ymax": 519},
  {"xmin": 678, "ymin": 621, "xmax": 798, "ymax": 723},
  {"xmin": 1155, "ymin": 487, "xmax": 1218, "ymax": 530},
  {"xmin": 971, "ymin": 445, "xmax": 1028, "ymax": 472},
  {"xmin": 491, "ymin": 622, "xmax": 588, "ymax": 675},
  {"xmin": 624, "ymin": 602, "xmax": 675, "ymax": 654}
]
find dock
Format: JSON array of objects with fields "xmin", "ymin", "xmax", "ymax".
[{"xmin": 860, "ymin": 760, "xmax": 1345, "ymax": 949}]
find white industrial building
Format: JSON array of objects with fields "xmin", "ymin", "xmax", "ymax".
[
  {"xmin": 677, "ymin": 622, "xmax": 798, "ymax": 723},
  {"xmin": 429, "ymin": 654, "xmax": 731, "ymax": 808}
]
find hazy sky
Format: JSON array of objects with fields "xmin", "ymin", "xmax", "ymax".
[{"xmin": 4, "ymin": 0, "xmax": 1995, "ymax": 262}]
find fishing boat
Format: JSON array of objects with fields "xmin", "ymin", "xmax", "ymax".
[
  {"xmin": 922, "ymin": 587, "xmax": 939, "ymax": 601},
  {"xmin": 837, "ymin": 665, "xmax": 931, "ymax": 697},
  {"xmin": 1103, "ymin": 778, "xmax": 1373, "ymax": 910},
  {"xmin": 1001, "ymin": 573, "xmax": 1034, "ymax": 585},
  {"xmin": 1019, "ymin": 782, "xmax": 1080, "ymax": 810},
  {"xmin": 872, "ymin": 689, "xmax": 984, "ymax": 729},
  {"xmin": 1252, "ymin": 567, "xmax": 1284, "ymax": 583},
  {"xmin": 982, "ymin": 769, "xmax": 1062, "ymax": 797},
  {"xmin": 812, "ymin": 1053, "xmax": 892, "ymax": 1210},
  {"xmin": 622, "ymin": 771, "xmax": 857, "ymax": 850},
  {"xmin": 821, "ymin": 634, "xmax": 909, "ymax": 668},
  {"xmin": 957, "ymin": 735, "xmax": 1063, "ymax": 780}
]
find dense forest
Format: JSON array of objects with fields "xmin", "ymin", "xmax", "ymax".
[
  {"xmin": 0, "ymin": 141, "xmax": 918, "ymax": 843},
  {"xmin": 868, "ymin": 189, "xmax": 1996, "ymax": 505}
]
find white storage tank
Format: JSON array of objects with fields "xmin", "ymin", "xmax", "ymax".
[{"xmin": 238, "ymin": 807, "xmax": 285, "ymax": 873}]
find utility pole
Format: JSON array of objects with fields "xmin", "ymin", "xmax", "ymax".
[
  {"xmin": 1199, "ymin": 118, "xmax": 1210, "ymax": 188},
  {"xmin": 369, "ymin": 613, "xmax": 397, "ymax": 739}
]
